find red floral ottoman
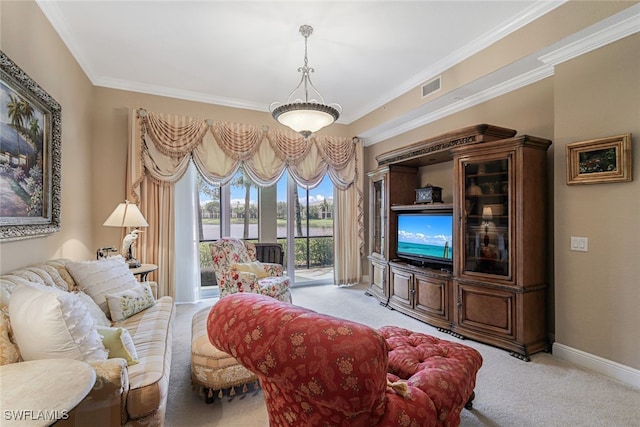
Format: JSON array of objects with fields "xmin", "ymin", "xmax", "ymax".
[{"xmin": 380, "ymin": 326, "xmax": 482, "ymax": 425}]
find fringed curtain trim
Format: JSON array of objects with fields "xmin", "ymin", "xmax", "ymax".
[{"xmin": 128, "ymin": 108, "xmax": 364, "ymax": 295}]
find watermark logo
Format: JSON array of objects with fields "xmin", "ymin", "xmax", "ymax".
[{"xmin": 3, "ymin": 410, "xmax": 69, "ymax": 421}]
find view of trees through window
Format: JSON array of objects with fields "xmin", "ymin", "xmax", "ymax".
[{"xmin": 197, "ymin": 167, "xmax": 334, "ymax": 286}]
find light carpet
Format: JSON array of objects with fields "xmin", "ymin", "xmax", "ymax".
[{"xmin": 165, "ymin": 283, "xmax": 640, "ymax": 427}]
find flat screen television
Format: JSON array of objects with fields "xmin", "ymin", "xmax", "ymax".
[{"xmin": 396, "ymin": 212, "xmax": 453, "ymax": 266}]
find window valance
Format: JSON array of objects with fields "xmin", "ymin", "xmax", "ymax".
[
  {"xmin": 127, "ymin": 108, "xmax": 364, "ymax": 296},
  {"xmin": 129, "ymin": 108, "xmax": 360, "ymax": 203}
]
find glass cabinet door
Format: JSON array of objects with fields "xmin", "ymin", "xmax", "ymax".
[
  {"xmin": 461, "ymin": 156, "xmax": 511, "ymax": 278},
  {"xmin": 371, "ymin": 178, "xmax": 385, "ymax": 257}
]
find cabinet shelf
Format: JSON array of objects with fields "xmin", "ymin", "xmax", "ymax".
[{"xmin": 391, "ymin": 203, "xmax": 454, "ymax": 212}]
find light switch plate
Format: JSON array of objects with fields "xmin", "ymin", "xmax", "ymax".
[{"xmin": 570, "ymin": 236, "xmax": 588, "ymax": 252}]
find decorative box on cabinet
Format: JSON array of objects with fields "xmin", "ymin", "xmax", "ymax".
[
  {"xmin": 388, "ymin": 262, "xmax": 452, "ymax": 331},
  {"xmin": 452, "ymin": 135, "xmax": 551, "ymax": 360},
  {"xmin": 365, "ymin": 165, "xmax": 417, "ymax": 305}
]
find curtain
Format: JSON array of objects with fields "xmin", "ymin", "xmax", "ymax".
[
  {"xmin": 174, "ymin": 162, "xmax": 201, "ymax": 302},
  {"xmin": 128, "ymin": 108, "xmax": 363, "ymax": 297}
]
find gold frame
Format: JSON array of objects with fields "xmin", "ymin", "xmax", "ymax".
[{"xmin": 566, "ymin": 134, "xmax": 632, "ymax": 185}]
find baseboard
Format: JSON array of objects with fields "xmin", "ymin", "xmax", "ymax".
[{"xmin": 552, "ymin": 343, "xmax": 640, "ymax": 389}]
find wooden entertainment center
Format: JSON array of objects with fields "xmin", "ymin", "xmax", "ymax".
[{"xmin": 366, "ymin": 124, "xmax": 551, "ymax": 360}]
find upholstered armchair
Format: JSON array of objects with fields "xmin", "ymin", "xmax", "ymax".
[
  {"xmin": 209, "ymin": 237, "xmax": 292, "ymax": 303},
  {"xmin": 207, "ymin": 293, "xmax": 483, "ymax": 427}
]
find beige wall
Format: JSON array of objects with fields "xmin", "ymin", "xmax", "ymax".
[
  {"xmin": 553, "ymin": 33, "xmax": 640, "ymax": 369},
  {"xmin": 0, "ymin": 1, "xmax": 96, "ymax": 272},
  {"xmin": 1, "ymin": 0, "xmax": 638, "ymax": 371}
]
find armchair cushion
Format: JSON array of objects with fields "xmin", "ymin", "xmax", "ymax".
[{"xmin": 231, "ymin": 261, "xmax": 270, "ymax": 279}]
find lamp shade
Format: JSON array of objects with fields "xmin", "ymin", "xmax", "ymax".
[
  {"xmin": 103, "ymin": 201, "xmax": 148, "ymax": 228},
  {"xmin": 272, "ymin": 103, "xmax": 340, "ymax": 138},
  {"xmin": 482, "ymin": 206, "xmax": 493, "ymax": 220}
]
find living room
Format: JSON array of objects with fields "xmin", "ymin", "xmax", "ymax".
[{"xmin": 1, "ymin": 0, "xmax": 638, "ymax": 425}]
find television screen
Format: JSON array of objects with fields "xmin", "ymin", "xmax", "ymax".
[{"xmin": 397, "ymin": 213, "xmax": 453, "ymax": 263}]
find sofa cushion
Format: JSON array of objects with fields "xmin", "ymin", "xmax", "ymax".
[
  {"xmin": 113, "ymin": 296, "xmax": 174, "ymax": 420},
  {"xmin": 66, "ymin": 257, "xmax": 140, "ymax": 317},
  {"xmin": 97, "ymin": 326, "xmax": 139, "ymax": 366},
  {"xmin": 9, "ymin": 284, "xmax": 108, "ymax": 362},
  {"xmin": 106, "ymin": 282, "xmax": 156, "ymax": 322}
]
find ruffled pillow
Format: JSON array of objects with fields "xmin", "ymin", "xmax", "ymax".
[
  {"xmin": 76, "ymin": 291, "xmax": 111, "ymax": 327},
  {"xmin": 66, "ymin": 257, "xmax": 139, "ymax": 318},
  {"xmin": 96, "ymin": 326, "xmax": 139, "ymax": 366},
  {"xmin": 106, "ymin": 283, "xmax": 155, "ymax": 322},
  {"xmin": 8, "ymin": 284, "xmax": 108, "ymax": 362},
  {"xmin": 232, "ymin": 261, "xmax": 269, "ymax": 279}
]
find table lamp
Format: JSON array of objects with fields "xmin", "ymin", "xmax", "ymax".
[
  {"xmin": 482, "ymin": 206, "xmax": 493, "ymax": 247},
  {"xmin": 103, "ymin": 200, "xmax": 148, "ymax": 268}
]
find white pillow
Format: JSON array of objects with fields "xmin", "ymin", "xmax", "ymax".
[
  {"xmin": 76, "ymin": 291, "xmax": 111, "ymax": 327},
  {"xmin": 8, "ymin": 284, "xmax": 108, "ymax": 362},
  {"xmin": 66, "ymin": 257, "xmax": 140, "ymax": 318},
  {"xmin": 106, "ymin": 282, "xmax": 156, "ymax": 322}
]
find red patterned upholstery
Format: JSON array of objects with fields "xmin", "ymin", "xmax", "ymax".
[{"xmin": 207, "ymin": 293, "xmax": 482, "ymax": 427}]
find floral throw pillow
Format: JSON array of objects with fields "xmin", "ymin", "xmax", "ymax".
[
  {"xmin": 106, "ymin": 283, "xmax": 155, "ymax": 322},
  {"xmin": 0, "ymin": 308, "xmax": 20, "ymax": 365}
]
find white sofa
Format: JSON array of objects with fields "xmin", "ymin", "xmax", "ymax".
[{"xmin": 0, "ymin": 258, "xmax": 174, "ymax": 427}]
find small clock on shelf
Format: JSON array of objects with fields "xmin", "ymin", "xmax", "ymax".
[{"xmin": 415, "ymin": 184, "xmax": 443, "ymax": 204}]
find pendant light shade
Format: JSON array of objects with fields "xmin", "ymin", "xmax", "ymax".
[{"xmin": 270, "ymin": 25, "xmax": 341, "ymax": 138}]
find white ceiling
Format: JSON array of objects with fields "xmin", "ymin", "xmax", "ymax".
[{"xmin": 35, "ymin": 1, "xmax": 639, "ymax": 143}]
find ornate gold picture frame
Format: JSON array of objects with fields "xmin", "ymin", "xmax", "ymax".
[{"xmin": 566, "ymin": 134, "xmax": 632, "ymax": 185}]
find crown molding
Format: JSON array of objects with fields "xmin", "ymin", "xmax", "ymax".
[
  {"xmin": 93, "ymin": 77, "xmax": 268, "ymax": 112},
  {"xmin": 361, "ymin": 3, "xmax": 640, "ymax": 146},
  {"xmin": 539, "ymin": 3, "xmax": 640, "ymax": 65},
  {"xmin": 36, "ymin": 0, "xmax": 99, "ymax": 82},
  {"xmin": 343, "ymin": 0, "xmax": 566, "ymax": 124},
  {"xmin": 360, "ymin": 65, "xmax": 554, "ymax": 146}
]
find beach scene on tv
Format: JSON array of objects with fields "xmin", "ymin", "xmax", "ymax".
[{"xmin": 397, "ymin": 214, "xmax": 453, "ymax": 260}]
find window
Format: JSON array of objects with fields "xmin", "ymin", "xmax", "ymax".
[{"xmin": 197, "ymin": 167, "xmax": 333, "ymax": 288}]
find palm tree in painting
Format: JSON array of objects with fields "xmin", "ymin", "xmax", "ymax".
[
  {"xmin": 6, "ymin": 94, "xmax": 25, "ymax": 164},
  {"xmin": 28, "ymin": 118, "xmax": 41, "ymax": 168}
]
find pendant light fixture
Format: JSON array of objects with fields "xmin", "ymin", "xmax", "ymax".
[{"xmin": 270, "ymin": 25, "xmax": 341, "ymax": 138}]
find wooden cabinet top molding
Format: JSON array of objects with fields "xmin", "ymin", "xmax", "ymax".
[{"xmin": 376, "ymin": 124, "xmax": 517, "ymax": 167}]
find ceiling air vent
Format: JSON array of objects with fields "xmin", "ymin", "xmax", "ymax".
[{"xmin": 421, "ymin": 76, "xmax": 441, "ymax": 98}]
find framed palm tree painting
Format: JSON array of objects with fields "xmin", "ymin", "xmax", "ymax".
[{"xmin": 0, "ymin": 51, "xmax": 61, "ymax": 241}]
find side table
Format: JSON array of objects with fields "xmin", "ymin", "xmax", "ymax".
[
  {"xmin": 0, "ymin": 359, "xmax": 96, "ymax": 426},
  {"xmin": 130, "ymin": 263, "xmax": 158, "ymax": 281}
]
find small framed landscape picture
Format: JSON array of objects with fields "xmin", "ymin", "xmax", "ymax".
[
  {"xmin": 0, "ymin": 51, "xmax": 61, "ymax": 241},
  {"xmin": 566, "ymin": 133, "xmax": 632, "ymax": 185}
]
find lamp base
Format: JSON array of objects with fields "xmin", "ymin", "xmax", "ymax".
[{"xmin": 127, "ymin": 259, "xmax": 142, "ymax": 269}]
